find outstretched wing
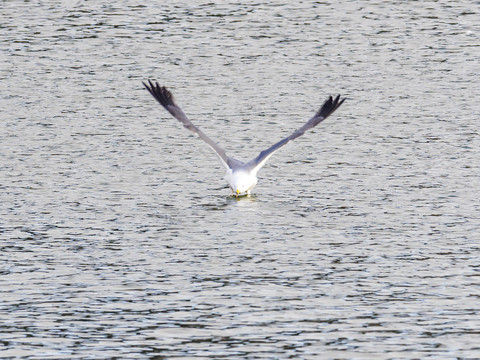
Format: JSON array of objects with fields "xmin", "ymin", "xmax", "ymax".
[
  {"xmin": 246, "ymin": 94, "xmax": 345, "ymax": 175},
  {"xmin": 143, "ymin": 80, "xmax": 237, "ymax": 170}
]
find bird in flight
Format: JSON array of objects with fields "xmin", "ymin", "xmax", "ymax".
[{"xmin": 143, "ymin": 80, "xmax": 345, "ymax": 197}]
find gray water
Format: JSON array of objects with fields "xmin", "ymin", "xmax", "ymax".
[{"xmin": 1, "ymin": 1, "xmax": 479, "ymax": 358}]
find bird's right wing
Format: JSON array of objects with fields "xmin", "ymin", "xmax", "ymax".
[
  {"xmin": 246, "ymin": 94, "xmax": 345, "ymax": 175},
  {"xmin": 143, "ymin": 80, "xmax": 237, "ymax": 170}
]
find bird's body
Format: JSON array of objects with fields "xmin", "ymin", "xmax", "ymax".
[
  {"xmin": 225, "ymin": 167, "xmax": 258, "ymax": 196},
  {"xmin": 143, "ymin": 80, "xmax": 345, "ymax": 196}
]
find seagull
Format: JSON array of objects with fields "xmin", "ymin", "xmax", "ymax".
[{"xmin": 143, "ymin": 80, "xmax": 345, "ymax": 197}]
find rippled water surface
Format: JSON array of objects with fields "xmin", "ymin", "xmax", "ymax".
[{"xmin": 1, "ymin": 1, "xmax": 479, "ymax": 358}]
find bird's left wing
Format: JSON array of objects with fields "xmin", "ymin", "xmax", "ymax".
[
  {"xmin": 246, "ymin": 94, "xmax": 345, "ymax": 175},
  {"xmin": 143, "ymin": 80, "xmax": 237, "ymax": 170}
]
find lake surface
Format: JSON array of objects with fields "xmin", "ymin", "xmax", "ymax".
[{"xmin": 1, "ymin": 1, "xmax": 479, "ymax": 358}]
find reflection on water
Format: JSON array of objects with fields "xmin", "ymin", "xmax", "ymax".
[{"xmin": 1, "ymin": 0, "xmax": 479, "ymax": 358}]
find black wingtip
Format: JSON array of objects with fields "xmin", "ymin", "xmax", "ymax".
[
  {"xmin": 316, "ymin": 94, "xmax": 346, "ymax": 119},
  {"xmin": 143, "ymin": 80, "xmax": 176, "ymax": 110}
]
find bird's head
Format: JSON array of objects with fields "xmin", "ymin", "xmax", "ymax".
[
  {"xmin": 229, "ymin": 171, "xmax": 258, "ymax": 197},
  {"xmin": 234, "ymin": 184, "xmax": 249, "ymax": 197}
]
